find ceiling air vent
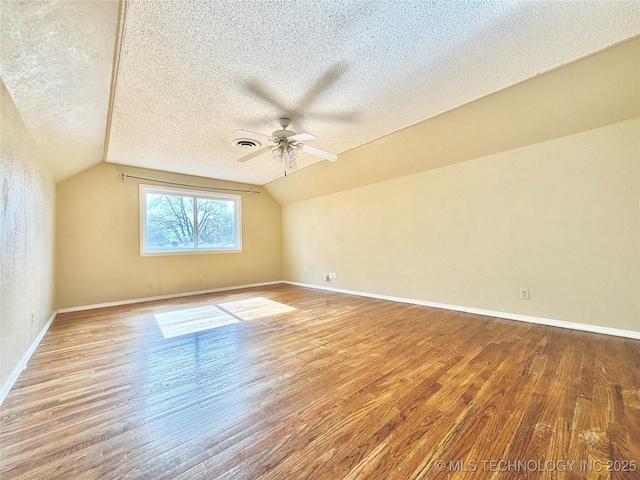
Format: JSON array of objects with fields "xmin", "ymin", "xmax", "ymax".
[{"xmin": 233, "ymin": 138, "xmax": 261, "ymax": 149}]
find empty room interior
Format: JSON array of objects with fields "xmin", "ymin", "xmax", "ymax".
[{"xmin": 1, "ymin": 1, "xmax": 639, "ymax": 479}]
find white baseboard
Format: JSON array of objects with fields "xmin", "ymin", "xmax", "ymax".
[
  {"xmin": 284, "ymin": 281, "xmax": 640, "ymax": 340},
  {"xmin": 0, "ymin": 310, "xmax": 57, "ymax": 406},
  {"xmin": 465, "ymin": 307, "xmax": 640, "ymax": 339},
  {"xmin": 285, "ymin": 281, "xmax": 467, "ymax": 312},
  {"xmin": 56, "ymin": 281, "xmax": 284, "ymax": 313}
]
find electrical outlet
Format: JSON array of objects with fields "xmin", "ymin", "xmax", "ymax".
[
  {"xmin": 31, "ymin": 312, "xmax": 35, "ymax": 325},
  {"xmin": 520, "ymin": 288, "xmax": 530, "ymax": 300},
  {"xmin": 330, "ymin": 272, "xmax": 337, "ymax": 279}
]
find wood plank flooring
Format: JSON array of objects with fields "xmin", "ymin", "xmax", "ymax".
[{"xmin": 1, "ymin": 284, "xmax": 639, "ymax": 479}]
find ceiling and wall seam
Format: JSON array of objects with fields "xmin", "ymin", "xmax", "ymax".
[
  {"xmin": 265, "ymin": 37, "xmax": 640, "ymax": 205},
  {"xmin": 102, "ymin": 0, "xmax": 128, "ymax": 164},
  {"xmin": 329, "ymin": 34, "xmax": 640, "ymax": 160}
]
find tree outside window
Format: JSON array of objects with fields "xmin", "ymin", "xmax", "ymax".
[{"xmin": 140, "ymin": 185, "xmax": 241, "ymax": 254}]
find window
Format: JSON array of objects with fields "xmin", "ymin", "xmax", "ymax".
[{"xmin": 140, "ymin": 184, "xmax": 241, "ymax": 255}]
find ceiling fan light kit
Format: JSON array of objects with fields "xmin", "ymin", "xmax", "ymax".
[{"xmin": 235, "ymin": 117, "xmax": 337, "ymax": 174}]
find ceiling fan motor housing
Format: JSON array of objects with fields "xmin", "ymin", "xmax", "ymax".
[
  {"xmin": 272, "ymin": 117, "xmax": 294, "ymax": 139},
  {"xmin": 272, "ymin": 129, "xmax": 295, "ymax": 139}
]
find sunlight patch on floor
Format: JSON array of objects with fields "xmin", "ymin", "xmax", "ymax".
[
  {"xmin": 155, "ymin": 305, "xmax": 239, "ymax": 338},
  {"xmin": 154, "ymin": 297, "xmax": 296, "ymax": 338},
  {"xmin": 218, "ymin": 297, "xmax": 296, "ymax": 321}
]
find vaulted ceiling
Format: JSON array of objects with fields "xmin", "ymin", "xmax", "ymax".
[{"xmin": 2, "ymin": 1, "xmax": 639, "ymax": 185}]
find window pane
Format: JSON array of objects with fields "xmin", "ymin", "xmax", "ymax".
[
  {"xmin": 145, "ymin": 193, "xmax": 195, "ymax": 251},
  {"xmin": 140, "ymin": 185, "xmax": 241, "ymax": 255},
  {"xmin": 197, "ymin": 198, "xmax": 237, "ymax": 249}
]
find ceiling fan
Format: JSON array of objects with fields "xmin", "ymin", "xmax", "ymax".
[{"xmin": 235, "ymin": 118, "xmax": 337, "ymax": 171}]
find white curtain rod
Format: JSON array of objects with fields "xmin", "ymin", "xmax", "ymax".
[{"xmin": 120, "ymin": 174, "xmax": 261, "ymax": 194}]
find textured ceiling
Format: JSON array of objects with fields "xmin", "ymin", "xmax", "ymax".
[
  {"xmin": 2, "ymin": 1, "xmax": 639, "ymax": 185},
  {"xmin": 1, "ymin": 0, "xmax": 119, "ymax": 182},
  {"xmin": 107, "ymin": 0, "xmax": 640, "ymax": 185}
]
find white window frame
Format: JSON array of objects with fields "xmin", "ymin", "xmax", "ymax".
[{"xmin": 139, "ymin": 184, "xmax": 242, "ymax": 256}]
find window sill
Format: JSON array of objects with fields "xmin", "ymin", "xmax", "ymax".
[{"xmin": 139, "ymin": 249, "xmax": 243, "ymax": 257}]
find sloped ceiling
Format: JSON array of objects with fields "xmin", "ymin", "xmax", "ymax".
[
  {"xmin": 266, "ymin": 37, "xmax": 640, "ymax": 205},
  {"xmin": 2, "ymin": 1, "xmax": 639, "ymax": 185},
  {"xmin": 1, "ymin": 0, "xmax": 120, "ymax": 182}
]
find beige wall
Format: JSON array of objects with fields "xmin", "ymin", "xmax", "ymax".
[
  {"xmin": 282, "ymin": 119, "xmax": 640, "ymax": 332},
  {"xmin": 0, "ymin": 81, "xmax": 56, "ymax": 393},
  {"xmin": 55, "ymin": 162, "xmax": 281, "ymax": 309}
]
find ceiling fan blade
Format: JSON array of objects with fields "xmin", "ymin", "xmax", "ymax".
[
  {"xmin": 244, "ymin": 80, "xmax": 301, "ymax": 122},
  {"xmin": 244, "ymin": 80, "xmax": 288, "ymax": 110},
  {"xmin": 234, "ymin": 129, "xmax": 273, "ymax": 141},
  {"xmin": 297, "ymin": 63, "xmax": 347, "ymax": 110},
  {"xmin": 237, "ymin": 146, "xmax": 271, "ymax": 162},
  {"xmin": 300, "ymin": 144, "xmax": 338, "ymax": 162},
  {"xmin": 288, "ymin": 133, "xmax": 317, "ymax": 142}
]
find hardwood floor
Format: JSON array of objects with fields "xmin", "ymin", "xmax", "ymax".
[{"xmin": 1, "ymin": 284, "xmax": 638, "ymax": 479}]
